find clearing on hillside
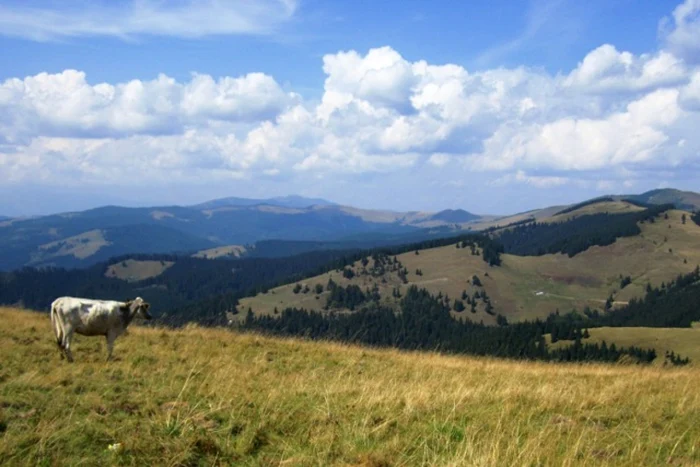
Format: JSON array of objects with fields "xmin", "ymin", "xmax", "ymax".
[
  {"xmin": 239, "ymin": 209, "xmax": 700, "ymax": 324},
  {"xmin": 104, "ymin": 259, "xmax": 174, "ymax": 282},
  {"xmin": 30, "ymin": 229, "xmax": 110, "ymax": 265},
  {"xmin": 192, "ymin": 245, "xmax": 246, "ymax": 259},
  {"xmin": 0, "ymin": 308, "xmax": 699, "ymax": 465}
]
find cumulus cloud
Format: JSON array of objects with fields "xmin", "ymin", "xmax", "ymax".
[
  {"xmin": 0, "ymin": 70, "xmax": 296, "ymax": 142},
  {"xmin": 0, "ymin": 0, "xmax": 297, "ymax": 41},
  {"xmin": 660, "ymin": 0, "xmax": 700, "ymax": 63},
  {"xmin": 2, "ymin": 2, "xmax": 700, "ymax": 193},
  {"xmin": 470, "ymin": 89, "xmax": 684, "ymax": 171},
  {"xmin": 563, "ymin": 45, "xmax": 687, "ymax": 93}
]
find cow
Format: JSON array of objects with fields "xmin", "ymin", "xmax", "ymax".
[{"xmin": 50, "ymin": 296, "xmax": 152, "ymax": 362}]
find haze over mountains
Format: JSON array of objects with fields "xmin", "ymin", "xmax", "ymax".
[{"xmin": 0, "ymin": 188, "xmax": 697, "ymax": 271}]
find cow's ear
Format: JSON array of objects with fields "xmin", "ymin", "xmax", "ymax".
[{"xmin": 143, "ymin": 303, "xmax": 150, "ymax": 310}]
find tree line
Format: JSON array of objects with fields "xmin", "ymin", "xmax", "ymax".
[
  {"xmin": 495, "ymin": 204, "xmax": 673, "ymax": 257},
  {"xmin": 583, "ymin": 267, "xmax": 700, "ymax": 328},
  {"xmin": 0, "ymin": 250, "xmax": 355, "ymax": 326},
  {"xmin": 241, "ymin": 285, "xmax": 660, "ymax": 365}
]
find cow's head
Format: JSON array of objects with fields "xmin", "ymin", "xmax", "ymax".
[{"xmin": 124, "ymin": 297, "xmax": 152, "ymax": 321}]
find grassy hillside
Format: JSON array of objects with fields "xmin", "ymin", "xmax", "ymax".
[
  {"xmin": 548, "ymin": 200, "xmax": 645, "ymax": 222},
  {"xmin": 551, "ymin": 327, "xmax": 700, "ymax": 366},
  {"xmin": 1, "ymin": 308, "xmax": 699, "ymax": 466},
  {"xmin": 239, "ymin": 209, "xmax": 700, "ymax": 324}
]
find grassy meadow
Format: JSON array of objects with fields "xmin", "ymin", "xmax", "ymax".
[{"xmin": 1, "ymin": 307, "xmax": 700, "ymax": 466}]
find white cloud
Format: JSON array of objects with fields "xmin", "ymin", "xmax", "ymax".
[
  {"xmin": 516, "ymin": 171, "xmax": 569, "ymax": 188},
  {"xmin": 660, "ymin": 0, "xmax": 700, "ymax": 63},
  {"xmin": 563, "ymin": 45, "xmax": 687, "ymax": 92},
  {"xmin": 428, "ymin": 154, "xmax": 451, "ymax": 167},
  {"xmin": 489, "ymin": 170, "xmax": 569, "ymax": 188},
  {"xmin": 182, "ymin": 73, "xmax": 298, "ymax": 121},
  {"xmin": 3, "ymin": 5, "xmax": 700, "ymax": 193},
  {"xmin": 0, "ymin": 70, "xmax": 296, "ymax": 142},
  {"xmin": 0, "ymin": 0, "xmax": 297, "ymax": 41},
  {"xmin": 469, "ymin": 88, "xmax": 685, "ymax": 171},
  {"xmin": 680, "ymin": 70, "xmax": 700, "ymax": 109}
]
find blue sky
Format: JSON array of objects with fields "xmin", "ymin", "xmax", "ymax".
[{"xmin": 0, "ymin": 0, "xmax": 699, "ymax": 216}]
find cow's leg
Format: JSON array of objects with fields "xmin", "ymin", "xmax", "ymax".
[
  {"xmin": 56, "ymin": 337, "xmax": 65, "ymax": 359},
  {"xmin": 106, "ymin": 330, "xmax": 116, "ymax": 361},
  {"xmin": 62, "ymin": 327, "xmax": 75, "ymax": 363}
]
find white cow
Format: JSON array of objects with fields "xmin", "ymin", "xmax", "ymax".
[{"xmin": 51, "ymin": 296, "xmax": 152, "ymax": 362}]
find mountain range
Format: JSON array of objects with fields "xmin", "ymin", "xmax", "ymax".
[{"xmin": 0, "ymin": 189, "xmax": 697, "ymax": 271}]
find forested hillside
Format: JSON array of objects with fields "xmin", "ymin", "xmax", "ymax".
[
  {"xmin": 0, "ymin": 233, "xmax": 497, "ymax": 325},
  {"xmin": 242, "ymin": 267, "xmax": 700, "ymax": 365},
  {"xmin": 0, "ymin": 250, "xmax": 354, "ymax": 326},
  {"xmin": 242, "ymin": 285, "xmax": 660, "ymax": 364},
  {"xmin": 496, "ymin": 204, "xmax": 671, "ymax": 257},
  {"xmin": 586, "ymin": 267, "xmax": 700, "ymax": 328}
]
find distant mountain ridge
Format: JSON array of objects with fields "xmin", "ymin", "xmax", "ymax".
[
  {"xmin": 428, "ymin": 209, "xmax": 480, "ymax": 224},
  {"xmin": 618, "ymin": 188, "xmax": 700, "ymax": 211},
  {"xmin": 0, "ymin": 196, "xmax": 481, "ymax": 270},
  {"xmin": 191, "ymin": 195, "xmax": 336, "ymax": 210},
  {"xmin": 0, "ymin": 188, "xmax": 696, "ymax": 271}
]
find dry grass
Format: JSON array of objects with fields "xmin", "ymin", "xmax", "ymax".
[
  {"xmin": 240, "ymin": 209, "xmax": 700, "ymax": 325},
  {"xmin": 1, "ymin": 307, "xmax": 699, "ymax": 466}
]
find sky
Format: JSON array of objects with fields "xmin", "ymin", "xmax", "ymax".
[{"xmin": 0, "ymin": 0, "xmax": 699, "ymax": 216}]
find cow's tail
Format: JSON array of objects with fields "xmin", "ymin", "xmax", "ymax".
[{"xmin": 51, "ymin": 299, "xmax": 64, "ymax": 349}]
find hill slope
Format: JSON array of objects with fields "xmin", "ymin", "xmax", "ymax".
[
  {"xmin": 1, "ymin": 308, "xmax": 698, "ymax": 465},
  {"xmin": 240, "ymin": 209, "xmax": 700, "ymax": 324},
  {"xmin": 622, "ymin": 188, "xmax": 700, "ymax": 211}
]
